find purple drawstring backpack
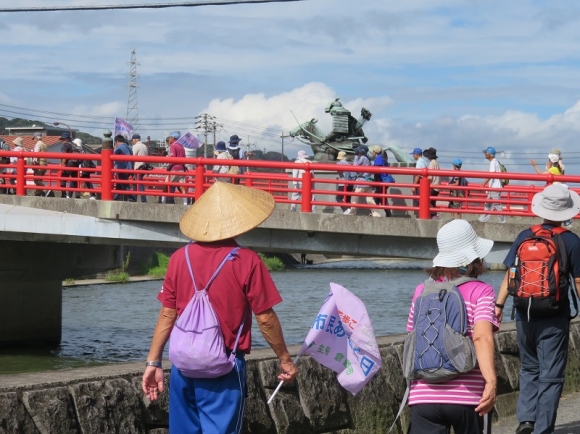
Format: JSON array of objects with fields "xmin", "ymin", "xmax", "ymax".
[{"xmin": 169, "ymin": 245, "xmax": 247, "ymax": 378}]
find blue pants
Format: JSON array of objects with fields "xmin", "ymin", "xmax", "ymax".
[
  {"xmin": 516, "ymin": 314, "xmax": 570, "ymax": 434},
  {"xmin": 169, "ymin": 357, "xmax": 247, "ymax": 434}
]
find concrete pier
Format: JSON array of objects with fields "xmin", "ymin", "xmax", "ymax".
[{"xmin": 0, "ymin": 240, "xmax": 121, "ymax": 345}]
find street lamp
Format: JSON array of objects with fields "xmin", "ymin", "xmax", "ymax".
[{"xmin": 53, "ymin": 121, "xmax": 74, "ymax": 140}]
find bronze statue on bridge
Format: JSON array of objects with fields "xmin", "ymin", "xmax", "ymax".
[{"xmin": 289, "ymin": 98, "xmax": 372, "ymax": 161}]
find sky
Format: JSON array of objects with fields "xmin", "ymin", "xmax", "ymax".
[{"xmin": 1, "ymin": 0, "xmax": 580, "ymax": 174}]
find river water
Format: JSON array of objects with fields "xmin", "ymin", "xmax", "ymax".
[{"xmin": 0, "ymin": 260, "xmax": 509, "ymax": 375}]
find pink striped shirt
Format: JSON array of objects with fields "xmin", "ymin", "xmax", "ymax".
[{"xmin": 406, "ymin": 279, "xmax": 499, "ymax": 406}]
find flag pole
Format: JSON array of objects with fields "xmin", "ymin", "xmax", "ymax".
[{"xmin": 267, "ymin": 352, "xmax": 304, "ymax": 405}]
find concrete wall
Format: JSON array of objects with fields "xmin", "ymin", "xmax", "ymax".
[{"xmin": 2, "ymin": 322, "xmax": 580, "ymax": 433}]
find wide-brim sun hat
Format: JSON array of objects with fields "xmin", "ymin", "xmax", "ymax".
[
  {"xmin": 179, "ymin": 182, "xmax": 275, "ymax": 242},
  {"xmin": 336, "ymin": 151, "xmax": 347, "ymax": 160},
  {"xmin": 423, "ymin": 147, "xmax": 438, "ymax": 159},
  {"xmin": 228, "ymin": 134, "xmax": 242, "ymax": 150},
  {"xmin": 433, "ymin": 219, "xmax": 494, "ymax": 268},
  {"xmin": 532, "ymin": 183, "xmax": 580, "ymax": 222}
]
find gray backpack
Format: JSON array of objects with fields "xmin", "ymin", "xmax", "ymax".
[{"xmin": 402, "ymin": 277, "xmax": 477, "ymax": 383}]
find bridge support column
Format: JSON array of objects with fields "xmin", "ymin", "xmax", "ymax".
[{"xmin": 0, "ymin": 280, "xmax": 62, "ymax": 345}]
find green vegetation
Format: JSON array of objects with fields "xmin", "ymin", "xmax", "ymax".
[
  {"xmin": 0, "ymin": 117, "xmax": 102, "ymax": 144},
  {"xmin": 259, "ymin": 254, "xmax": 285, "ymax": 271},
  {"xmin": 105, "ymin": 270, "xmax": 130, "ymax": 283},
  {"xmin": 105, "ymin": 251, "xmax": 131, "ymax": 283},
  {"xmin": 64, "ymin": 278, "xmax": 75, "ymax": 284},
  {"xmin": 147, "ymin": 252, "xmax": 170, "ymax": 278},
  {"xmin": 142, "ymin": 251, "xmax": 283, "ymax": 278}
]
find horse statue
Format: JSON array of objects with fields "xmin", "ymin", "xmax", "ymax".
[{"xmin": 289, "ymin": 98, "xmax": 373, "ymax": 161}]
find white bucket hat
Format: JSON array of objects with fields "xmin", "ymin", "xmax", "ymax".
[
  {"xmin": 532, "ymin": 183, "xmax": 580, "ymax": 222},
  {"xmin": 433, "ymin": 219, "xmax": 494, "ymax": 268}
]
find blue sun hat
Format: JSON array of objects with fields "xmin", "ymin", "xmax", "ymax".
[
  {"xmin": 228, "ymin": 135, "xmax": 242, "ymax": 150},
  {"xmin": 169, "ymin": 131, "xmax": 180, "ymax": 139},
  {"xmin": 214, "ymin": 141, "xmax": 227, "ymax": 153},
  {"xmin": 482, "ymin": 147, "xmax": 496, "ymax": 156}
]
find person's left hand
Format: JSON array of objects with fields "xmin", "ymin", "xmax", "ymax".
[
  {"xmin": 142, "ymin": 366, "xmax": 164, "ymax": 401},
  {"xmin": 475, "ymin": 381, "xmax": 496, "ymax": 415}
]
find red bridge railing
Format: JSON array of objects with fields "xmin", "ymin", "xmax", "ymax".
[{"xmin": 0, "ymin": 150, "xmax": 578, "ymax": 221}]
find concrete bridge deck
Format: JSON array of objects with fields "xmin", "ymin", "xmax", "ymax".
[{"xmin": 0, "ymin": 194, "xmax": 546, "ymax": 264}]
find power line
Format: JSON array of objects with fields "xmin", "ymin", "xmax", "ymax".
[{"xmin": 0, "ymin": 0, "xmax": 305, "ymax": 13}]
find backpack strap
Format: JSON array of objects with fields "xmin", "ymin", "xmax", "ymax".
[
  {"xmin": 184, "ymin": 244, "xmax": 247, "ymax": 353},
  {"xmin": 184, "ymin": 244, "xmax": 241, "ymax": 292}
]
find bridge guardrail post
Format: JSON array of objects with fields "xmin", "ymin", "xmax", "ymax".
[
  {"xmin": 419, "ymin": 172, "xmax": 431, "ymax": 219},
  {"xmin": 195, "ymin": 161, "xmax": 205, "ymax": 200},
  {"xmin": 16, "ymin": 154, "xmax": 26, "ymax": 196},
  {"xmin": 301, "ymin": 165, "xmax": 312, "ymax": 213},
  {"xmin": 100, "ymin": 130, "xmax": 113, "ymax": 201}
]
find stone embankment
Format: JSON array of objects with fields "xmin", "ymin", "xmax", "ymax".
[{"xmin": 2, "ymin": 321, "xmax": 580, "ymax": 433}]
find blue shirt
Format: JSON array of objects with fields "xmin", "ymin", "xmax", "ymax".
[
  {"xmin": 373, "ymin": 154, "xmax": 392, "ymax": 183},
  {"xmin": 114, "ymin": 143, "xmax": 133, "ymax": 170}
]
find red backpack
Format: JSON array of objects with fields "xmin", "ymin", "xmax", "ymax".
[{"xmin": 508, "ymin": 224, "xmax": 571, "ymax": 318}]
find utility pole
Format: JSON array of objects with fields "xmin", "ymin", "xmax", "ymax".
[
  {"xmin": 195, "ymin": 114, "xmax": 216, "ymax": 158},
  {"xmin": 280, "ymin": 132, "xmax": 290, "ymax": 162}
]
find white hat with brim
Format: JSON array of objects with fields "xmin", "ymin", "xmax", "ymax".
[
  {"xmin": 179, "ymin": 182, "xmax": 275, "ymax": 242},
  {"xmin": 532, "ymin": 184, "xmax": 580, "ymax": 222},
  {"xmin": 433, "ymin": 219, "xmax": 494, "ymax": 268}
]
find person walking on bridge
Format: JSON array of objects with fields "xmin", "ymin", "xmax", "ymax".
[
  {"xmin": 494, "ymin": 183, "xmax": 580, "ymax": 434},
  {"xmin": 113, "ymin": 135, "xmax": 135, "ymax": 201},
  {"xmin": 344, "ymin": 145, "xmax": 380, "ymax": 217},
  {"xmin": 131, "ymin": 134, "xmax": 149, "ymax": 203},
  {"xmin": 142, "ymin": 182, "xmax": 297, "ymax": 434},
  {"xmin": 479, "ymin": 147, "xmax": 506, "ymax": 224},
  {"xmin": 59, "ymin": 132, "xmax": 79, "ymax": 199},
  {"xmin": 31, "ymin": 133, "xmax": 47, "ymax": 197},
  {"xmin": 290, "ymin": 150, "xmax": 316, "ymax": 212}
]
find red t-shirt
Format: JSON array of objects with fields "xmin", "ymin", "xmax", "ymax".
[
  {"xmin": 157, "ymin": 239, "xmax": 282, "ymax": 353},
  {"xmin": 168, "ymin": 142, "xmax": 186, "ymax": 171}
]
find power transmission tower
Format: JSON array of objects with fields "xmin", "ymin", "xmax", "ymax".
[{"xmin": 126, "ymin": 48, "xmax": 140, "ymax": 132}]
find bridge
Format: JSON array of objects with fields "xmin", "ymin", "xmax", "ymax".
[{"xmin": 1, "ymin": 142, "xmax": 579, "ymax": 345}]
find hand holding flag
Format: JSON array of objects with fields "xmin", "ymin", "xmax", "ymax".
[{"xmin": 268, "ymin": 283, "xmax": 382, "ymax": 403}]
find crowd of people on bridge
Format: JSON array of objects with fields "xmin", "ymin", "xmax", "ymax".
[
  {"xmin": 0, "ymin": 131, "xmax": 248, "ymax": 204},
  {"xmin": 0, "ymin": 134, "xmax": 575, "ymax": 227}
]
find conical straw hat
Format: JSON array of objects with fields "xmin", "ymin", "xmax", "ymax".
[{"xmin": 179, "ymin": 182, "xmax": 275, "ymax": 242}]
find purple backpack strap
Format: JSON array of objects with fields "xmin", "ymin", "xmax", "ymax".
[{"xmin": 184, "ymin": 245, "xmax": 246, "ymax": 353}]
